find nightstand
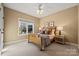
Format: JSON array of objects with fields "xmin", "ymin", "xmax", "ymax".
[{"xmin": 55, "ymin": 35, "xmax": 65, "ymax": 44}]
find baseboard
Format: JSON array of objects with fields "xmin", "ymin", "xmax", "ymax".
[
  {"xmin": 4, "ymin": 39, "xmax": 78, "ymax": 47},
  {"xmin": 4, "ymin": 39, "xmax": 27, "ymax": 46},
  {"xmin": 65, "ymin": 42, "xmax": 78, "ymax": 47}
]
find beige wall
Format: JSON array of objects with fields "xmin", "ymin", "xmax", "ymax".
[
  {"xmin": 78, "ymin": 5, "xmax": 79, "ymax": 46},
  {"xmin": 40, "ymin": 6, "xmax": 78, "ymax": 44},
  {"xmin": 4, "ymin": 6, "xmax": 78, "ymax": 44},
  {"xmin": 4, "ymin": 7, "xmax": 40, "ymax": 42}
]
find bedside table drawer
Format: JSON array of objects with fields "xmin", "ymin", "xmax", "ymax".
[{"xmin": 55, "ymin": 35, "xmax": 65, "ymax": 44}]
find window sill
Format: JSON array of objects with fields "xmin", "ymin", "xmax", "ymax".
[{"xmin": 18, "ymin": 34, "xmax": 28, "ymax": 36}]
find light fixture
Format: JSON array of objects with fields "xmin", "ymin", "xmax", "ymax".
[
  {"xmin": 37, "ymin": 4, "xmax": 44, "ymax": 15},
  {"xmin": 37, "ymin": 9, "xmax": 43, "ymax": 15}
]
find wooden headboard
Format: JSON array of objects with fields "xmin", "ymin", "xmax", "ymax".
[{"xmin": 45, "ymin": 26, "xmax": 56, "ymax": 35}]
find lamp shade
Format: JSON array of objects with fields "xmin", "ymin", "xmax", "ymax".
[
  {"xmin": 57, "ymin": 26, "xmax": 63, "ymax": 31},
  {"xmin": 39, "ymin": 27, "xmax": 42, "ymax": 30},
  {"xmin": 39, "ymin": 26, "xmax": 44, "ymax": 30}
]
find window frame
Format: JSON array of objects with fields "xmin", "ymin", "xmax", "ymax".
[{"xmin": 18, "ymin": 18, "xmax": 34, "ymax": 36}]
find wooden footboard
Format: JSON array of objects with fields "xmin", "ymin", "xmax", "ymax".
[
  {"xmin": 28, "ymin": 33, "xmax": 53, "ymax": 51},
  {"xmin": 28, "ymin": 33, "xmax": 41, "ymax": 48}
]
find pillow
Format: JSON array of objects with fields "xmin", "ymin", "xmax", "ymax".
[{"xmin": 51, "ymin": 29, "xmax": 55, "ymax": 35}]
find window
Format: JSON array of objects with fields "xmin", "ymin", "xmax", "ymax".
[
  {"xmin": 18, "ymin": 18, "xmax": 34, "ymax": 35},
  {"xmin": 19, "ymin": 20, "xmax": 27, "ymax": 35},
  {"xmin": 28, "ymin": 25, "xmax": 33, "ymax": 33},
  {"xmin": 28, "ymin": 23, "xmax": 34, "ymax": 33}
]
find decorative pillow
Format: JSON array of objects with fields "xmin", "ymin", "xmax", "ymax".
[{"xmin": 51, "ymin": 29, "xmax": 55, "ymax": 36}]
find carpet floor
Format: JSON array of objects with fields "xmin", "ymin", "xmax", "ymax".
[{"xmin": 1, "ymin": 40, "xmax": 79, "ymax": 56}]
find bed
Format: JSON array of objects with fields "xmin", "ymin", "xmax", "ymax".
[{"xmin": 28, "ymin": 26, "xmax": 57, "ymax": 51}]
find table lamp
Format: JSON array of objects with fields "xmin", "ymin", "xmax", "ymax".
[{"xmin": 57, "ymin": 26, "xmax": 63, "ymax": 35}]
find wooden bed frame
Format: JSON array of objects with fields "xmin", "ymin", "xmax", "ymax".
[{"xmin": 28, "ymin": 26, "xmax": 57, "ymax": 51}]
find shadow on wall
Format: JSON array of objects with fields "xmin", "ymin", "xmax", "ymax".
[{"xmin": 63, "ymin": 22, "xmax": 77, "ymax": 44}]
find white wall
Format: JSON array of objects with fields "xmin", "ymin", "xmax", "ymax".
[{"xmin": 0, "ymin": 3, "xmax": 4, "ymax": 54}]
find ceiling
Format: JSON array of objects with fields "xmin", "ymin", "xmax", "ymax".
[{"xmin": 3, "ymin": 3, "xmax": 78, "ymax": 18}]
